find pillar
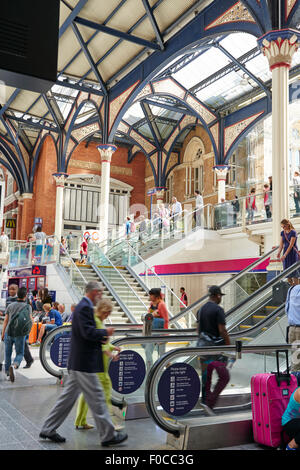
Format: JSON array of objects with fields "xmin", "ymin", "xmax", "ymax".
[
  {"xmin": 96, "ymin": 144, "xmax": 117, "ymax": 243},
  {"xmin": 155, "ymin": 188, "xmax": 165, "ymax": 204},
  {"xmin": 213, "ymin": 165, "xmax": 230, "ymax": 203},
  {"xmin": 258, "ymin": 30, "xmax": 300, "ymax": 246},
  {"xmin": 52, "ymin": 173, "xmax": 68, "ymax": 243},
  {"xmin": 20, "ymin": 193, "xmax": 34, "ymax": 241},
  {"xmin": 16, "ymin": 195, "xmax": 23, "ymax": 240}
]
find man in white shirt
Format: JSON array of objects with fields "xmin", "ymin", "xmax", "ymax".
[
  {"xmin": 195, "ymin": 190, "xmax": 204, "ymax": 227},
  {"xmin": 171, "ymin": 197, "xmax": 182, "ymax": 231}
]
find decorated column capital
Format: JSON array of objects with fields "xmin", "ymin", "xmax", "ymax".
[
  {"xmin": 213, "ymin": 165, "xmax": 230, "ymax": 181},
  {"xmin": 155, "ymin": 188, "xmax": 165, "ymax": 202},
  {"xmin": 52, "ymin": 173, "xmax": 69, "ymax": 187},
  {"xmin": 22, "ymin": 193, "xmax": 34, "ymax": 200},
  {"xmin": 97, "ymin": 144, "xmax": 118, "ymax": 163},
  {"xmin": 258, "ymin": 29, "xmax": 300, "ymax": 70}
]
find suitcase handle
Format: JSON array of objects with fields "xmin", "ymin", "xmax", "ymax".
[{"xmin": 271, "ymin": 350, "xmax": 291, "ymax": 387}]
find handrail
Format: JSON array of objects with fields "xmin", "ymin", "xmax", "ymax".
[
  {"xmin": 169, "ymin": 243, "xmax": 280, "ymax": 324},
  {"xmin": 126, "ymin": 239, "xmax": 188, "ymax": 311},
  {"xmin": 224, "ymin": 260, "xmax": 300, "ymax": 318},
  {"xmin": 228, "ymin": 303, "xmax": 286, "ymax": 338},
  {"xmin": 92, "ymin": 264, "xmax": 138, "ymax": 325},
  {"xmin": 145, "ymin": 343, "xmax": 293, "ymax": 437},
  {"xmin": 89, "ymin": 240, "xmax": 149, "ymax": 311}
]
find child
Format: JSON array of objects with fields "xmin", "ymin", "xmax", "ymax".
[
  {"xmin": 282, "ymin": 386, "xmax": 300, "ymax": 450},
  {"xmin": 74, "ymin": 299, "xmax": 122, "ymax": 430}
]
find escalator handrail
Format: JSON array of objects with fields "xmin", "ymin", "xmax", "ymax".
[
  {"xmin": 125, "ymin": 240, "xmax": 189, "ymax": 311},
  {"xmin": 228, "ymin": 303, "xmax": 285, "ymax": 338},
  {"xmin": 169, "ymin": 244, "xmax": 280, "ymax": 324},
  {"xmin": 145, "ymin": 343, "xmax": 293, "ymax": 436},
  {"xmin": 89, "ymin": 240, "xmax": 149, "ymax": 311},
  {"xmin": 224, "ymin": 260, "xmax": 300, "ymax": 318}
]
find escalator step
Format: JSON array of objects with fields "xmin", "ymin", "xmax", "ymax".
[
  {"xmin": 239, "ymin": 325, "xmax": 251, "ymax": 329},
  {"xmin": 253, "ymin": 315, "xmax": 267, "ymax": 319}
]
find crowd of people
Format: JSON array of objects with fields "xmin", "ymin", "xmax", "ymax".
[{"xmin": 0, "ymin": 285, "xmax": 75, "ymax": 381}]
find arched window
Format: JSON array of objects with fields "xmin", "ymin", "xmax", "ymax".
[{"xmin": 183, "ymin": 137, "xmax": 205, "ymax": 198}]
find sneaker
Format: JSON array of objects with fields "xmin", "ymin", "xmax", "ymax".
[
  {"xmin": 5, "ymin": 375, "xmax": 10, "ymax": 381},
  {"xmin": 102, "ymin": 431, "xmax": 128, "ymax": 447},
  {"xmin": 39, "ymin": 432, "xmax": 66, "ymax": 443},
  {"xmin": 286, "ymin": 444, "xmax": 297, "ymax": 450},
  {"xmin": 9, "ymin": 365, "xmax": 15, "ymax": 382}
]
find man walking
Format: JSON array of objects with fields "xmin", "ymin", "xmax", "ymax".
[
  {"xmin": 1, "ymin": 287, "xmax": 33, "ymax": 381},
  {"xmin": 196, "ymin": 285, "xmax": 230, "ymax": 411},
  {"xmin": 39, "ymin": 281, "xmax": 128, "ymax": 447},
  {"xmin": 286, "ymin": 284, "xmax": 300, "ymax": 371}
]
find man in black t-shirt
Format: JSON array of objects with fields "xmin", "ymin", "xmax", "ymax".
[
  {"xmin": 197, "ymin": 285, "xmax": 230, "ymax": 410},
  {"xmin": 196, "ymin": 285, "xmax": 230, "ymax": 344}
]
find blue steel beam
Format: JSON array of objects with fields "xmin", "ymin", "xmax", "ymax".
[
  {"xmin": 59, "ymin": 0, "xmax": 90, "ymax": 38},
  {"xmin": 74, "ymin": 16, "xmax": 162, "ymax": 51},
  {"xmin": 71, "ymin": 23, "xmax": 108, "ymax": 96},
  {"xmin": 108, "ymin": 0, "xmax": 262, "ymax": 139},
  {"xmin": 141, "ymin": 0, "xmax": 164, "ymax": 50},
  {"xmin": 140, "ymin": 101, "xmax": 162, "ymax": 148},
  {"xmin": 42, "ymin": 94, "xmax": 61, "ymax": 129},
  {"xmin": 141, "ymin": 98, "xmax": 195, "ymax": 116}
]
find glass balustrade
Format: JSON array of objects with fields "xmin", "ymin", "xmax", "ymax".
[
  {"xmin": 8, "ymin": 236, "xmax": 59, "ymax": 268},
  {"xmin": 88, "ymin": 241, "xmax": 148, "ymax": 323}
]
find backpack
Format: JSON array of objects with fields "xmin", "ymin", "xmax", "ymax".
[{"xmin": 7, "ymin": 304, "xmax": 33, "ymax": 337}]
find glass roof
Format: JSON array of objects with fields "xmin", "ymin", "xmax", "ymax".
[{"xmin": 120, "ymin": 31, "xmax": 300, "ymax": 147}]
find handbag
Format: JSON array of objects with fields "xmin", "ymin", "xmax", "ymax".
[
  {"xmin": 283, "ymin": 231, "xmax": 300, "ymax": 257},
  {"xmin": 152, "ymin": 317, "xmax": 164, "ymax": 329},
  {"xmin": 197, "ymin": 308, "xmax": 226, "ymax": 362}
]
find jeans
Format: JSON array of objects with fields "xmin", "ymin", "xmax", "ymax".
[
  {"xmin": 4, "ymin": 334, "xmax": 26, "ymax": 373},
  {"xmin": 294, "ymin": 196, "xmax": 300, "ymax": 214}
]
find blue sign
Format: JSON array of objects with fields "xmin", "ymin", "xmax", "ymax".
[
  {"xmin": 109, "ymin": 350, "xmax": 146, "ymax": 395},
  {"xmin": 157, "ymin": 363, "xmax": 200, "ymax": 416},
  {"xmin": 50, "ymin": 332, "xmax": 71, "ymax": 368}
]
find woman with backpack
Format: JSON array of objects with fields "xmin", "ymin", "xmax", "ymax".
[{"xmin": 1, "ymin": 287, "xmax": 33, "ymax": 382}]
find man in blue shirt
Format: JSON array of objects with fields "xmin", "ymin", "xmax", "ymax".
[{"xmin": 286, "ymin": 285, "xmax": 300, "ymax": 371}]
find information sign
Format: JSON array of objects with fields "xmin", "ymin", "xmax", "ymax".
[
  {"xmin": 109, "ymin": 350, "xmax": 146, "ymax": 395},
  {"xmin": 157, "ymin": 363, "xmax": 200, "ymax": 416}
]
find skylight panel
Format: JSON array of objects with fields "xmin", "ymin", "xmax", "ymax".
[
  {"xmin": 172, "ymin": 47, "xmax": 229, "ymax": 89},
  {"xmin": 219, "ymin": 33, "xmax": 258, "ymax": 59}
]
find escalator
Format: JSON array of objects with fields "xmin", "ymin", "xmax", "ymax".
[
  {"xmin": 39, "ymin": 324, "xmax": 294, "ymax": 449},
  {"xmin": 145, "ymin": 343, "xmax": 294, "ymax": 449}
]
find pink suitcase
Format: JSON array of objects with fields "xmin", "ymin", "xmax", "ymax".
[{"xmin": 251, "ymin": 350, "xmax": 298, "ymax": 448}]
